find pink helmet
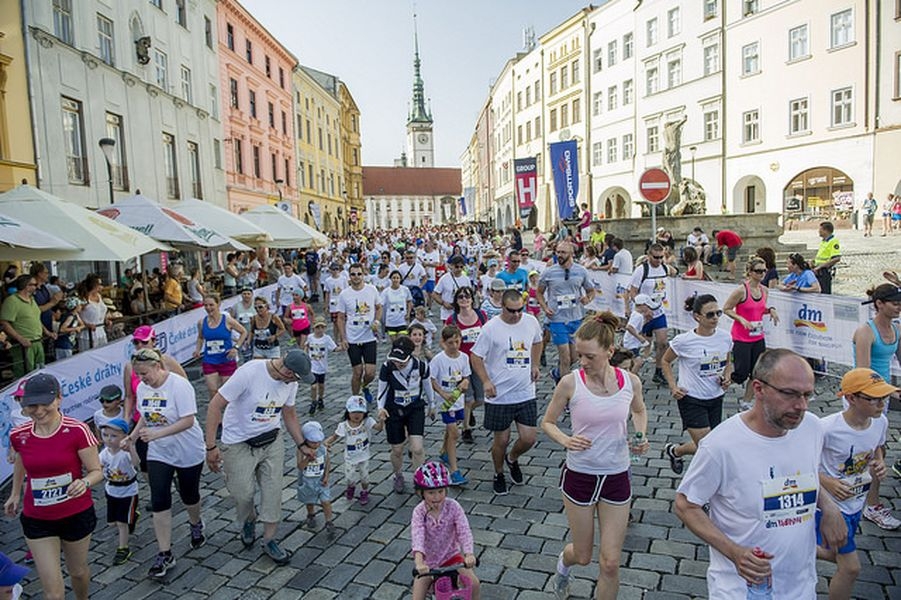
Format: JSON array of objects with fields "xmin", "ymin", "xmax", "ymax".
[{"xmin": 413, "ymin": 461, "xmax": 450, "ymax": 490}]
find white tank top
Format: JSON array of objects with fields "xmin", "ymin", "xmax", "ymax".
[{"xmin": 566, "ymin": 367, "xmax": 633, "ymax": 475}]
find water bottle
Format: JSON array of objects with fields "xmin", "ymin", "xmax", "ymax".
[
  {"xmin": 442, "ymin": 389, "xmax": 461, "ymax": 412},
  {"xmin": 630, "ymin": 432, "xmax": 644, "ymax": 464},
  {"xmin": 746, "ymin": 547, "xmax": 773, "ymax": 599}
]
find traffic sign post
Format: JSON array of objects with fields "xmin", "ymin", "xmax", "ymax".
[{"xmin": 638, "ymin": 168, "xmax": 672, "ymax": 243}]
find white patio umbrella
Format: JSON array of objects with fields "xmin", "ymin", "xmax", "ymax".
[
  {"xmin": 0, "ymin": 185, "xmax": 173, "ymax": 261},
  {"xmin": 241, "ymin": 204, "xmax": 329, "ymax": 248},
  {"xmin": 169, "ymin": 198, "xmax": 271, "ymax": 244},
  {"xmin": 0, "ymin": 212, "xmax": 79, "ymax": 250},
  {"xmin": 97, "ymin": 194, "xmax": 250, "ymax": 251}
]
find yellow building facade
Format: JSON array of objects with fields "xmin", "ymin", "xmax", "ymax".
[
  {"xmin": 0, "ymin": 5, "xmax": 37, "ymax": 191},
  {"xmin": 339, "ymin": 82, "xmax": 363, "ymax": 231}
]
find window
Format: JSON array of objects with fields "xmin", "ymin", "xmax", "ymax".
[
  {"xmin": 180, "ymin": 66, "xmax": 192, "ymax": 104},
  {"xmin": 517, "ymin": 125, "xmax": 522, "ymax": 145},
  {"xmin": 245, "ymin": 39, "xmax": 253, "ymax": 64},
  {"xmin": 188, "ymin": 142, "xmax": 201, "ymax": 198},
  {"xmin": 213, "ymin": 139, "xmax": 221, "ymax": 169},
  {"xmin": 549, "ymin": 72, "xmax": 557, "ymax": 95},
  {"xmin": 896, "ymin": 52, "xmax": 901, "ymax": 99},
  {"xmin": 830, "ymin": 9, "xmax": 853, "ymax": 48},
  {"xmin": 306, "ymin": 119, "xmax": 311, "ymax": 142},
  {"xmin": 535, "ymin": 115, "xmax": 541, "ymax": 132},
  {"xmin": 789, "ymin": 25, "xmax": 809, "ymax": 61},
  {"xmin": 252, "ymin": 145, "xmax": 261, "ymax": 178},
  {"xmin": 516, "ymin": 92, "xmax": 522, "ymax": 111},
  {"xmin": 646, "ymin": 66, "xmax": 659, "ymax": 95},
  {"xmin": 572, "ymin": 60, "xmax": 580, "ymax": 84},
  {"xmin": 668, "ymin": 8, "xmax": 681, "ymax": 37},
  {"xmin": 318, "ymin": 128, "xmax": 323, "ymax": 150},
  {"xmin": 831, "ymin": 87, "xmax": 853, "ymax": 126},
  {"xmin": 623, "ymin": 79, "xmax": 634, "ymax": 105},
  {"xmin": 271, "ymin": 152, "xmax": 277, "ymax": 181},
  {"xmin": 150, "ymin": 0, "xmax": 162, "ymax": 8},
  {"xmin": 204, "ymin": 17, "xmax": 213, "ymax": 49},
  {"xmin": 525, "ymin": 121, "xmax": 532, "ymax": 141},
  {"xmin": 593, "ymin": 92, "xmax": 603, "ymax": 116},
  {"xmin": 53, "ymin": 0, "xmax": 74, "ymax": 45},
  {"xmin": 284, "ymin": 158, "xmax": 290, "ymax": 186},
  {"xmin": 175, "ymin": 0, "xmax": 186, "ymax": 27},
  {"xmin": 534, "ymin": 81, "xmax": 541, "ymax": 101},
  {"xmin": 593, "ymin": 48, "xmax": 603, "ymax": 72},
  {"xmin": 647, "ymin": 125, "xmax": 659, "ymax": 152},
  {"xmin": 608, "ymin": 41, "xmax": 617, "ymax": 66},
  {"xmin": 226, "ymin": 23, "xmax": 234, "ymax": 50},
  {"xmin": 607, "ymin": 86, "xmax": 618, "ymax": 111},
  {"xmin": 308, "ymin": 164, "xmax": 314, "ymax": 189},
  {"xmin": 742, "ymin": 42, "xmax": 759, "ymax": 75},
  {"xmin": 209, "ymin": 84, "xmax": 218, "ymax": 118},
  {"xmin": 264, "ymin": 56, "xmax": 271, "ymax": 78},
  {"xmin": 97, "ymin": 14, "xmax": 114, "ymax": 66},
  {"xmin": 667, "ymin": 57, "xmax": 682, "ymax": 88},
  {"xmin": 704, "ymin": 0, "xmax": 718, "ymax": 20},
  {"xmin": 229, "ymin": 78, "xmax": 238, "ymax": 108},
  {"xmin": 607, "ymin": 138, "xmax": 618, "ymax": 163},
  {"xmin": 249, "ymin": 89, "xmax": 257, "ymax": 118},
  {"xmin": 572, "ymin": 98, "xmax": 581, "ymax": 123},
  {"xmin": 560, "ymin": 65, "xmax": 569, "ymax": 89},
  {"xmin": 233, "ymin": 139, "xmax": 243, "ymax": 174},
  {"xmin": 163, "ymin": 133, "xmax": 179, "ymax": 198},
  {"xmin": 279, "ymin": 67, "xmax": 285, "ymax": 89},
  {"xmin": 622, "ymin": 134, "xmax": 634, "ymax": 160},
  {"xmin": 560, "ymin": 104, "xmax": 569, "ymax": 128},
  {"xmin": 743, "ymin": 109, "xmax": 760, "ymax": 143},
  {"xmin": 268, "ymin": 102, "xmax": 274, "ymax": 128},
  {"xmin": 703, "ymin": 38, "xmax": 720, "ymax": 75},
  {"xmin": 281, "ymin": 111, "xmax": 287, "ymax": 135},
  {"xmin": 646, "ymin": 18, "xmax": 658, "ymax": 47},
  {"xmin": 154, "ymin": 50, "xmax": 168, "ymax": 90},
  {"xmin": 789, "ymin": 97, "xmax": 809, "ymax": 134},
  {"xmin": 550, "ymin": 108, "xmax": 557, "ymax": 132},
  {"xmin": 526, "ymin": 86, "xmax": 532, "ymax": 106},
  {"xmin": 744, "ymin": 0, "xmax": 759, "ymax": 16},
  {"xmin": 623, "ymin": 32, "xmax": 633, "ymax": 59},
  {"xmin": 592, "ymin": 142, "xmax": 603, "ymax": 166},
  {"xmin": 106, "ymin": 112, "xmax": 129, "ymax": 191},
  {"xmin": 703, "ymin": 107, "xmax": 719, "ymax": 140}
]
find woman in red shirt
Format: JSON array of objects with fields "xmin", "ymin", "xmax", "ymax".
[
  {"xmin": 4, "ymin": 373, "xmax": 101, "ymax": 600},
  {"xmin": 445, "ymin": 287, "xmax": 488, "ymax": 444}
]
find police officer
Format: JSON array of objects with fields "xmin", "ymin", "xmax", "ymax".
[{"xmin": 813, "ymin": 221, "xmax": 841, "ymax": 294}]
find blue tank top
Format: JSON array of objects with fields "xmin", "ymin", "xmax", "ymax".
[
  {"xmin": 853, "ymin": 319, "xmax": 898, "ymax": 381},
  {"xmin": 202, "ymin": 315, "xmax": 234, "ymax": 364}
]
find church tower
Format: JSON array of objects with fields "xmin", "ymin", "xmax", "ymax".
[{"xmin": 406, "ymin": 13, "xmax": 434, "ymax": 168}]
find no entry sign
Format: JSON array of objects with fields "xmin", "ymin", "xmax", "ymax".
[{"xmin": 638, "ymin": 168, "xmax": 671, "ymax": 204}]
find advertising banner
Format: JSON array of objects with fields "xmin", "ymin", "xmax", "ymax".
[
  {"xmin": 514, "ymin": 158, "xmax": 537, "ymax": 218},
  {"xmin": 549, "ymin": 140, "xmax": 579, "ymax": 220}
]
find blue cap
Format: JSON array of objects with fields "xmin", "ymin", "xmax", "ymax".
[
  {"xmin": 102, "ymin": 418, "xmax": 130, "ymax": 434},
  {"xmin": 0, "ymin": 552, "xmax": 28, "ymax": 586}
]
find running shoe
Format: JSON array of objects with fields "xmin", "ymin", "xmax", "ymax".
[
  {"xmin": 325, "ymin": 521, "xmax": 337, "ymax": 538},
  {"xmin": 190, "ymin": 520, "xmax": 205, "ymax": 549},
  {"xmin": 316, "ymin": 400, "xmax": 324, "ymax": 412},
  {"xmin": 362, "ymin": 387, "xmax": 374, "ymax": 406},
  {"xmin": 305, "ymin": 515, "xmax": 317, "ymax": 529},
  {"xmin": 393, "ymin": 472, "xmax": 405, "ymax": 494},
  {"xmin": 345, "ymin": 484, "xmax": 356, "ymax": 501},
  {"xmin": 665, "ymin": 443, "xmax": 684, "ymax": 475},
  {"xmin": 450, "ymin": 470, "xmax": 468, "ymax": 486},
  {"xmin": 438, "ymin": 452, "xmax": 450, "ymax": 465},
  {"xmin": 241, "ymin": 520, "xmax": 255, "ymax": 548},
  {"xmin": 461, "ymin": 429, "xmax": 474, "ymax": 443},
  {"xmin": 493, "ymin": 473, "xmax": 508, "ymax": 496},
  {"xmin": 113, "ymin": 547, "xmax": 132, "ymax": 566},
  {"xmin": 553, "ymin": 569, "xmax": 571, "ymax": 599},
  {"xmin": 652, "ymin": 370, "xmax": 666, "ymax": 385},
  {"xmin": 893, "ymin": 459, "xmax": 901, "ymax": 479},
  {"xmin": 469, "ymin": 412, "xmax": 476, "ymax": 427},
  {"xmin": 148, "ymin": 551, "xmax": 176, "ymax": 578},
  {"xmin": 23, "ymin": 551, "xmax": 33, "ymax": 565},
  {"xmin": 862, "ymin": 504, "xmax": 901, "ymax": 530},
  {"xmin": 262, "ymin": 539, "xmax": 291, "ymax": 565},
  {"xmin": 505, "ymin": 454, "xmax": 524, "ymax": 485},
  {"xmin": 551, "ymin": 367, "xmax": 561, "ymax": 384},
  {"xmin": 359, "ymin": 489, "xmax": 370, "ymax": 506}
]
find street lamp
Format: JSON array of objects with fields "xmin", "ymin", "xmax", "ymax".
[{"xmin": 98, "ymin": 137, "xmax": 116, "ymax": 204}]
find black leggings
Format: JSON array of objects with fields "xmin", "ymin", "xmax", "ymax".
[{"xmin": 147, "ymin": 461, "xmax": 203, "ymax": 512}]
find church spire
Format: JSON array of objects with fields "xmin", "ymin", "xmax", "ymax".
[{"xmin": 408, "ymin": 12, "xmax": 432, "ymax": 125}]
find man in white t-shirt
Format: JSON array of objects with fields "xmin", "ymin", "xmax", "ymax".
[
  {"xmin": 628, "ymin": 243, "xmax": 676, "ymax": 385},
  {"xmin": 608, "ymin": 238, "xmax": 633, "ymax": 276},
  {"xmin": 204, "ymin": 349, "xmax": 315, "ymax": 566},
  {"xmin": 471, "ymin": 289, "xmax": 543, "ymax": 497},
  {"xmin": 275, "ymin": 262, "xmax": 308, "ymax": 319},
  {"xmin": 431, "ymin": 255, "xmax": 472, "ymax": 321},
  {"xmin": 675, "ymin": 349, "xmax": 846, "ymax": 599},
  {"xmin": 336, "ymin": 264, "xmax": 382, "ymax": 403},
  {"xmin": 418, "ymin": 240, "xmax": 441, "ymax": 311}
]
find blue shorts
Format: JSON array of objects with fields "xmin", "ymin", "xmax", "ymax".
[
  {"xmin": 297, "ymin": 477, "xmax": 332, "ymax": 505},
  {"xmin": 423, "ymin": 280, "xmax": 436, "ymax": 293},
  {"xmin": 440, "ymin": 409, "xmax": 465, "ymax": 424},
  {"xmin": 816, "ymin": 509, "xmax": 861, "ymax": 554},
  {"xmin": 549, "ymin": 320, "xmax": 581, "ymax": 346},
  {"xmin": 641, "ymin": 314, "xmax": 668, "ymax": 335}
]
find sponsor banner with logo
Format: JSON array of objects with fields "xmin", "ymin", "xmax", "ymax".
[
  {"xmin": 0, "ymin": 285, "xmax": 277, "ymax": 485},
  {"xmin": 549, "ymin": 141, "xmax": 579, "ymax": 221},
  {"xmin": 514, "ymin": 158, "xmax": 537, "ymax": 218}
]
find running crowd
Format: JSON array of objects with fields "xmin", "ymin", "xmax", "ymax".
[{"xmin": 2, "ymin": 221, "xmax": 900, "ymax": 600}]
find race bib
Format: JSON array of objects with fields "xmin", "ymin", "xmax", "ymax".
[
  {"xmin": 506, "ymin": 341, "xmax": 530, "ymax": 369},
  {"xmin": 761, "ymin": 473, "xmax": 817, "ymax": 523},
  {"xmin": 206, "ymin": 339, "xmax": 226, "ymax": 355},
  {"xmin": 291, "ymin": 308, "xmax": 305, "ymax": 320},
  {"xmin": 351, "ymin": 316, "xmax": 371, "ymax": 327},
  {"xmin": 394, "ymin": 389, "xmax": 418, "ymax": 406},
  {"xmin": 303, "ymin": 454, "xmax": 325, "ymax": 478},
  {"xmin": 699, "ymin": 355, "xmax": 728, "ymax": 378},
  {"xmin": 31, "ymin": 473, "xmax": 73, "ymax": 506},
  {"xmin": 461, "ymin": 326, "xmax": 481, "ymax": 344},
  {"xmin": 839, "ymin": 471, "xmax": 872, "ymax": 500},
  {"xmin": 748, "ymin": 321, "xmax": 764, "ymax": 337},
  {"xmin": 141, "ymin": 394, "xmax": 169, "ymax": 427},
  {"xmin": 252, "ymin": 402, "xmax": 282, "ymax": 423},
  {"xmin": 388, "ymin": 303, "xmax": 404, "ymax": 315},
  {"xmin": 556, "ymin": 294, "xmax": 577, "ymax": 310}
]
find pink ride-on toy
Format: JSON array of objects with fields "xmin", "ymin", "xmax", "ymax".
[{"xmin": 413, "ymin": 560, "xmax": 477, "ymax": 600}]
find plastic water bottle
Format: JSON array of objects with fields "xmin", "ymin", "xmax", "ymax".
[
  {"xmin": 746, "ymin": 547, "xmax": 773, "ymax": 599},
  {"xmin": 630, "ymin": 432, "xmax": 644, "ymax": 464},
  {"xmin": 442, "ymin": 389, "xmax": 462, "ymax": 412}
]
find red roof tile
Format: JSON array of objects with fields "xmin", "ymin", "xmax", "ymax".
[{"xmin": 362, "ymin": 167, "xmax": 461, "ymax": 196}]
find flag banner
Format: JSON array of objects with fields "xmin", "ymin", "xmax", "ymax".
[
  {"xmin": 549, "ymin": 140, "xmax": 579, "ymax": 220},
  {"xmin": 514, "ymin": 158, "xmax": 537, "ymax": 218}
]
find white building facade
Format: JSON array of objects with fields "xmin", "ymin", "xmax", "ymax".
[
  {"xmin": 490, "ymin": 59, "xmax": 516, "ymax": 230},
  {"xmin": 512, "ymin": 43, "xmax": 546, "ymax": 230}
]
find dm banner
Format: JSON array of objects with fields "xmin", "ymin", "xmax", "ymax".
[
  {"xmin": 514, "ymin": 158, "xmax": 537, "ymax": 218},
  {"xmin": 549, "ymin": 140, "xmax": 579, "ymax": 220}
]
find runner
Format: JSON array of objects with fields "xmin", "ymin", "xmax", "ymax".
[{"xmin": 336, "ymin": 264, "xmax": 382, "ymax": 403}]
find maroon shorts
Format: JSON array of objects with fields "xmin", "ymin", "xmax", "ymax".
[
  {"xmin": 201, "ymin": 360, "xmax": 237, "ymax": 377},
  {"xmin": 559, "ymin": 465, "xmax": 631, "ymax": 506}
]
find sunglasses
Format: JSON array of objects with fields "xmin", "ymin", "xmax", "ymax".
[
  {"xmin": 100, "ymin": 397, "xmax": 121, "ymax": 403},
  {"xmin": 703, "ymin": 310, "xmax": 723, "ymax": 318},
  {"xmin": 650, "ymin": 255, "xmax": 664, "ymax": 260},
  {"xmin": 504, "ymin": 306, "xmax": 524, "ymax": 313},
  {"xmin": 255, "ymin": 305, "xmax": 268, "ymax": 310},
  {"xmin": 750, "ymin": 268, "xmax": 767, "ymax": 274},
  {"xmin": 564, "ymin": 268, "xmax": 570, "ymax": 281},
  {"xmin": 456, "ymin": 293, "xmax": 472, "ymax": 299}
]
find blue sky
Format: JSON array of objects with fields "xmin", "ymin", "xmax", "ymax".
[{"xmin": 242, "ymin": 0, "xmax": 591, "ymax": 167}]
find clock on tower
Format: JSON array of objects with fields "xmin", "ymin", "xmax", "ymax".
[{"xmin": 417, "ymin": 133, "xmax": 429, "ymax": 144}]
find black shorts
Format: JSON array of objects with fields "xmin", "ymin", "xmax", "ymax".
[
  {"xmin": 484, "ymin": 399, "xmax": 537, "ymax": 431},
  {"xmin": 147, "ymin": 461, "xmax": 203, "ymax": 512},
  {"xmin": 347, "ymin": 340, "xmax": 377, "ymax": 366},
  {"xmin": 21, "ymin": 506, "xmax": 97, "ymax": 542},
  {"xmin": 293, "ymin": 326, "xmax": 311, "ymax": 336},
  {"xmin": 313, "ymin": 373, "xmax": 326, "ymax": 384},
  {"xmin": 385, "ymin": 403, "xmax": 426, "ymax": 445},
  {"xmin": 559, "ymin": 466, "xmax": 631, "ymax": 506},
  {"xmin": 731, "ymin": 339, "xmax": 766, "ymax": 385},
  {"xmin": 677, "ymin": 394, "xmax": 723, "ymax": 430},
  {"xmin": 106, "ymin": 493, "xmax": 139, "ymax": 526}
]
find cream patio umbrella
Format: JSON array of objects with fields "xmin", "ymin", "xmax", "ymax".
[
  {"xmin": 0, "ymin": 212, "xmax": 80, "ymax": 260},
  {"xmin": 169, "ymin": 198, "xmax": 271, "ymax": 244},
  {"xmin": 240, "ymin": 204, "xmax": 329, "ymax": 248}
]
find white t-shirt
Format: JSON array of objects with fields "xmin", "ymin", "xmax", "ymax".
[
  {"xmin": 380, "ymin": 286, "xmax": 412, "ymax": 327},
  {"xmin": 400, "ymin": 261, "xmax": 426, "ymax": 288},
  {"xmin": 218, "ymin": 360, "xmax": 298, "ymax": 445},
  {"xmin": 687, "ymin": 232, "xmax": 710, "ymax": 247},
  {"xmin": 93, "ymin": 406, "xmax": 124, "ymax": 431},
  {"xmin": 419, "ymin": 249, "xmax": 441, "ymax": 280},
  {"xmin": 629, "ymin": 263, "xmax": 669, "ymax": 317},
  {"xmin": 471, "ymin": 314, "xmax": 542, "ymax": 405},
  {"xmin": 623, "ymin": 311, "xmax": 648, "ymax": 350},
  {"xmin": 611, "ymin": 249, "xmax": 633, "ymax": 275},
  {"xmin": 818, "ymin": 411, "xmax": 887, "ymax": 515},
  {"xmin": 334, "ymin": 417, "xmax": 377, "ymax": 464},
  {"xmin": 323, "ymin": 274, "xmax": 349, "ymax": 313},
  {"xmin": 678, "ymin": 413, "xmax": 823, "ymax": 599},
  {"xmin": 137, "ymin": 373, "xmax": 204, "ymax": 468},
  {"xmin": 434, "ymin": 273, "xmax": 471, "ymax": 320},
  {"xmin": 429, "ymin": 351, "xmax": 472, "ymax": 412},
  {"xmin": 100, "ymin": 447, "xmax": 138, "ymax": 498},
  {"xmin": 337, "ymin": 284, "xmax": 381, "ymax": 344},
  {"xmin": 277, "ymin": 273, "xmax": 308, "ymax": 306},
  {"xmin": 668, "ymin": 329, "xmax": 733, "ymax": 400},
  {"xmin": 307, "ymin": 333, "xmax": 337, "ymax": 375}
]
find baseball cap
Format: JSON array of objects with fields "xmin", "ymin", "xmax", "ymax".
[
  {"xmin": 862, "ymin": 285, "xmax": 901, "ymax": 305},
  {"xmin": 520, "ymin": 248, "xmax": 530, "ymax": 255},
  {"xmin": 282, "ymin": 349, "xmax": 316, "ymax": 384},
  {"xmin": 101, "ymin": 418, "xmax": 131, "ymax": 434},
  {"xmin": 487, "ymin": 258, "xmax": 499, "ymax": 268},
  {"xmin": 633, "ymin": 294, "xmax": 660, "ymax": 310},
  {"xmin": 99, "ymin": 385, "xmax": 123, "ymax": 402},
  {"xmin": 345, "ymin": 395, "xmax": 367, "ymax": 413},
  {"xmin": 302, "ymin": 421, "xmax": 324, "ymax": 443},
  {"xmin": 449, "ymin": 255, "xmax": 465, "ymax": 266},
  {"xmin": 839, "ymin": 368, "xmax": 899, "ymax": 398},
  {"xmin": 528, "ymin": 270, "xmax": 539, "ymax": 277},
  {"xmin": 388, "ymin": 345, "xmax": 412, "ymax": 363},
  {"xmin": 313, "ymin": 318, "xmax": 327, "ymax": 328},
  {"xmin": 21, "ymin": 373, "xmax": 61, "ymax": 407},
  {"xmin": 0, "ymin": 551, "xmax": 29, "ymax": 587},
  {"xmin": 490, "ymin": 278, "xmax": 507, "ymax": 291},
  {"xmin": 133, "ymin": 325, "xmax": 156, "ymax": 342}
]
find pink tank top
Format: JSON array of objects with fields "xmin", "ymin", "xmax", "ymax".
[
  {"xmin": 567, "ymin": 367, "xmax": 633, "ymax": 475},
  {"xmin": 731, "ymin": 281, "xmax": 767, "ymax": 343},
  {"xmin": 289, "ymin": 303, "xmax": 310, "ymax": 331}
]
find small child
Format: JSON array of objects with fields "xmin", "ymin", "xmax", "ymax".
[
  {"xmin": 623, "ymin": 294, "xmax": 655, "ymax": 372},
  {"xmin": 305, "ymin": 319, "xmax": 338, "ymax": 414},
  {"xmin": 54, "ymin": 297, "xmax": 84, "ymax": 360},
  {"xmin": 429, "ymin": 326, "xmax": 471, "ymax": 486},
  {"xmin": 411, "ymin": 462, "xmax": 480, "ymax": 600},
  {"xmin": 99, "ymin": 418, "xmax": 140, "ymax": 565},
  {"xmin": 93, "ymin": 384, "xmax": 125, "ymax": 441},
  {"xmin": 288, "ymin": 291, "xmax": 313, "ymax": 348},
  {"xmin": 411, "ymin": 306, "xmax": 437, "ymax": 348},
  {"xmin": 610, "ymin": 349, "xmax": 638, "ymax": 374},
  {"xmin": 409, "ymin": 323, "xmax": 434, "ymax": 362},
  {"xmin": 325, "ymin": 395, "xmax": 383, "ymax": 506},
  {"xmin": 297, "ymin": 421, "xmax": 336, "ymax": 537}
]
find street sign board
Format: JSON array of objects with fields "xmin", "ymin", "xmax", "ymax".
[{"xmin": 638, "ymin": 168, "xmax": 671, "ymax": 204}]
